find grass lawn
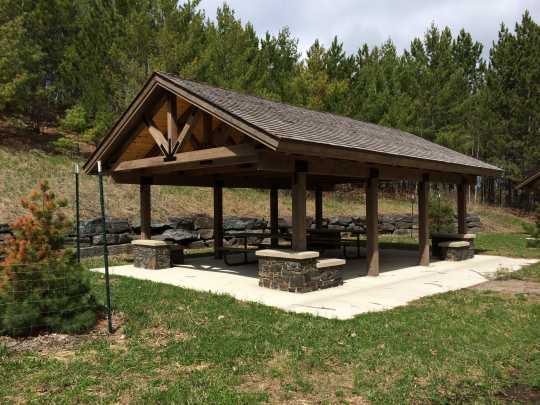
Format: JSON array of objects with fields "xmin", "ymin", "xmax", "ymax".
[
  {"xmin": 1, "ymin": 241, "xmax": 540, "ymax": 404},
  {"xmin": 475, "ymin": 233, "xmax": 540, "ymax": 258}
]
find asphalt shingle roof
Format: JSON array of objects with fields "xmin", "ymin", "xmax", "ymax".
[{"xmin": 159, "ymin": 72, "xmax": 499, "ymax": 173}]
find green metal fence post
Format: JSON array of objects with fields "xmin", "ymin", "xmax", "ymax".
[
  {"xmin": 75, "ymin": 164, "xmax": 81, "ymax": 263},
  {"xmin": 98, "ymin": 161, "xmax": 113, "ymax": 333}
]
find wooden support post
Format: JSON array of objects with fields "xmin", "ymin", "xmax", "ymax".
[
  {"xmin": 292, "ymin": 171, "xmax": 307, "ymax": 251},
  {"xmin": 167, "ymin": 93, "xmax": 178, "ymax": 148},
  {"xmin": 213, "ymin": 181, "xmax": 224, "ymax": 259},
  {"xmin": 315, "ymin": 187, "xmax": 323, "ymax": 229},
  {"xmin": 270, "ymin": 187, "xmax": 279, "ymax": 248},
  {"xmin": 418, "ymin": 174, "xmax": 430, "ymax": 266},
  {"xmin": 366, "ymin": 169, "xmax": 379, "ymax": 276},
  {"xmin": 140, "ymin": 177, "xmax": 152, "ymax": 240},
  {"xmin": 457, "ymin": 182, "xmax": 467, "ymax": 234}
]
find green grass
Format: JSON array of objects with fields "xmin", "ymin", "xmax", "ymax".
[
  {"xmin": 372, "ymin": 232, "xmax": 540, "ymax": 259},
  {"xmin": 0, "ymin": 242, "xmax": 539, "ymax": 404},
  {"xmin": 476, "ymin": 233, "xmax": 540, "ymax": 258}
]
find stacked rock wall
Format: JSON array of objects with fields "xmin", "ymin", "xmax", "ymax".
[{"xmin": 0, "ymin": 212, "xmax": 483, "ymax": 258}]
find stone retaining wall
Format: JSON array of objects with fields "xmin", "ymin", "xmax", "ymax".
[
  {"xmin": 79, "ymin": 243, "xmax": 133, "ymax": 259},
  {"xmin": 0, "ymin": 212, "xmax": 483, "ymax": 258}
]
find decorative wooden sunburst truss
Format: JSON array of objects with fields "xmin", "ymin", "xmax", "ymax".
[{"xmin": 117, "ymin": 91, "xmax": 253, "ymax": 165}]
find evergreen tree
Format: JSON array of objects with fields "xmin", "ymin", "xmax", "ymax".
[
  {"xmin": 483, "ymin": 11, "xmax": 540, "ymax": 176},
  {"xmin": 0, "ymin": 182, "xmax": 97, "ymax": 336},
  {"xmin": 0, "ymin": 9, "xmax": 43, "ymax": 116},
  {"xmin": 293, "ymin": 39, "xmax": 329, "ymax": 110},
  {"xmin": 254, "ymin": 27, "xmax": 300, "ymax": 102},
  {"xmin": 199, "ymin": 4, "xmax": 259, "ymax": 91}
]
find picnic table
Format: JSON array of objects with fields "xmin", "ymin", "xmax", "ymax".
[
  {"xmin": 341, "ymin": 229, "xmax": 364, "ymax": 259},
  {"xmin": 307, "ymin": 228, "xmax": 364, "ymax": 259},
  {"xmin": 220, "ymin": 228, "xmax": 364, "ymax": 265},
  {"xmin": 221, "ymin": 231, "xmax": 291, "ymax": 266}
]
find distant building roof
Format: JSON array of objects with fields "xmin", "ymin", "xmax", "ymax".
[{"xmin": 517, "ymin": 170, "xmax": 540, "ymax": 191}]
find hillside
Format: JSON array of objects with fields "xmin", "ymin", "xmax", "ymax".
[{"xmin": 0, "ymin": 135, "xmax": 530, "ymax": 234}]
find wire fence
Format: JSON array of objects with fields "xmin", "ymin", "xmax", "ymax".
[{"xmin": 0, "ymin": 261, "xmax": 101, "ymax": 337}]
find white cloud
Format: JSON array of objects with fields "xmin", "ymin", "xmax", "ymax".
[{"xmin": 198, "ymin": 0, "xmax": 540, "ymax": 57}]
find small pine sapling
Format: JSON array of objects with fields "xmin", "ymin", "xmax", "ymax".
[
  {"xmin": 0, "ymin": 181, "xmax": 97, "ymax": 336},
  {"xmin": 428, "ymin": 196, "xmax": 456, "ymax": 234}
]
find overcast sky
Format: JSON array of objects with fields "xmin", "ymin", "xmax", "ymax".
[{"xmin": 198, "ymin": 0, "xmax": 539, "ymax": 58}]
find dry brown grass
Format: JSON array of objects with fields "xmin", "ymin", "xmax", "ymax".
[
  {"xmin": 239, "ymin": 350, "xmax": 368, "ymax": 404},
  {"xmin": 0, "ymin": 146, "xmax": 412, "ymax": 223},
  {"xmin": 0, "ymin": 144, "xmax": 530, "ymax": 234}
]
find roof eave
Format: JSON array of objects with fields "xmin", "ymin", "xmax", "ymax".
[
  {"xmin": 276, "ymin": 139, "xmax": 502, "ymax": 178},
  {"xmin": 516, "ymin": 171, "xmax": 540, "ymax": 190},
  {"xmin": 83, "ymin": 73, "xmax": 162, "ymax": 175}
]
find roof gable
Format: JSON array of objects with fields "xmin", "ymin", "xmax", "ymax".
[{"xmin": 84, "ymin": 73, "xmax": 275, "ymax": 174}]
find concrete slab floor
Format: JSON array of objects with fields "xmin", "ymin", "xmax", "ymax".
[{"xmin": 91, "ymin": 249, "xmax": 537, "ymax": 320}]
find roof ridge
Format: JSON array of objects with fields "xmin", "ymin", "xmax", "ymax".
[{"xmin": 158, "ymin": 71, "xmax": 404, "ymax": 134}]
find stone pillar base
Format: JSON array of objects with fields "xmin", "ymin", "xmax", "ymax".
[
  {"xmin": 132, "ymin": 240, "xmax": 173, "ymax": 269},
  {"xmin": 438, "ymin": 241, "xmax": 471, "ymax": 261},
  {"xmin": 255, "ymin": 250, "xmax": 344, "ymax": 293}
]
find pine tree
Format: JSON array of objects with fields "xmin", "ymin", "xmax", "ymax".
[
  {"xmin": 199, "ymin": 4, "xmax": 259, "ymax": 91},
  {"xmin": 293, "ymin": 39, "xmax": 329, "ymax": 110},
  {"xmin": 0, "ymin": 2, "xmax": 44, "ymax": 121},
  {"xmin": 483, "ymin": 11, "xmax": 540, "ymax": 176},
  {"xmin": 0, "ymin": 181, "xmax": 97, "ymax": 336},
  {"xmin": 254, "ymin": 27, "xmax": 300, "ymax": 102}
]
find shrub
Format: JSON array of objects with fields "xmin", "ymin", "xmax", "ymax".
[
  {"xmin": 0, "ymin": 181, "xmax": 98, "ymax": 336},
  {"xmin": 51, "ymin": 136, "xmax": 78, "ymax": 153},
  {"xmin": 429, "ymin": 196, "xmax": 456, "ymax": 234},
  {"xmin": 82, "ymin": 111, "xmax": 115, "ymax": 145},
  {"xmin": 523, "ymin": 204, "xmax": 540, "ymax": 238},
  {"xmin": 60, "ymin": 104, "xmax": 89, "ymax": 133}
]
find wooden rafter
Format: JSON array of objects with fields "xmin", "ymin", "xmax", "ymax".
[
  {"xmin": 172, "ymin": 109, "xmax": 199, "ymax": 154},
  {"xmin": 201, "ymin": 113, "xmax": 212, "ymax": 147},
  {"xmin": 141, "ymin": 97, "xmax": 202, "ymax": 161},
  {"xmin": 176, "ymin": 105, "xmax": 195, "ymax": 128},
  {"xmin": 143, "ymin": 116, "xmax": 169, "ymax": 156}
]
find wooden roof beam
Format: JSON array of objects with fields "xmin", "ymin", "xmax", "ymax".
[
  {"xmin": 112, "ymin": 143, "xmax": 259, "ymax": 174},
  {"xmin": 167, "ymin": 93, "xmax": 178, "ymax": 147},
  {"xmin": 256, "ymin": 151, "xmax": 475, "ymax": 184}
]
